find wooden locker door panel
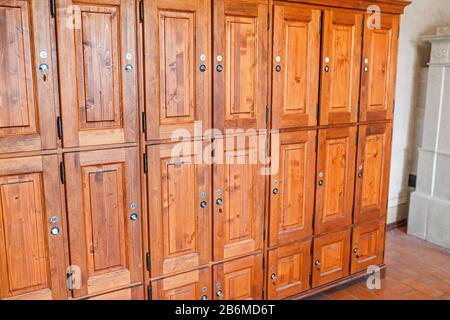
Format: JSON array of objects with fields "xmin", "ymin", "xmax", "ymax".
[
  {"xmin": 152, "ymin": 268, "xmax": 211, "ymax": 300},
  {"xmin": 213, "ymin": 0, "xmax": 268, "ymax": 132},
  {"xmin": 354, "ymin": 124, "xmax": 392, "ymax": 224},
  {"xmin": 360, "ymin": 15, "xmax": 399, "ymax": 122},
  {"xmin": 213, "ymin": 139, "xmax": 265, "ymax": 261},
  {"xmin": 312, "ymin": 229, "xmax": 350, "ymax": 287},
  {"xmin": 351, "ymin": 220, "xmax": 385, "ymax": 274},
  {"xmin": 57, "ymin": 0, "xmax": 138, "ymax": 148},
  {"xmin": 320, "ymin": 10, "xmax": 362, "ymax": 125},
  {"xmin": 272, "ymin": 4, "xmax": 321, "ymax": 129},
  {"xmin": 143, "ymin": 0, "xmax": 211, "ymax": 141},
  {"xmin": 269, "ymin": 130, "xmax": 315, "ymax": 247},
  {"xmin": 0, "ymin": 156, "xmax": 66, "ymax": 300},
  {"xmin": 65, "ymin": 148, "xmax": 142, "ymax": 298},
  {"xmin": 213, "ymin": 254, "xmax": 263, "ymax": 300},
  {"xmin": 0, "ymin": 0, "xmax": 57, "ymax": 154},
  {"xmin": 148, "ymin": 142, "xmax": 211, "ymax": 277},
  {"xmin": 267, "ymin": 241, "xmax": 311, "ymax": 300},
  {"xmin": 315, "ymin": 127, "xmax": 356, "ymax": 234}
]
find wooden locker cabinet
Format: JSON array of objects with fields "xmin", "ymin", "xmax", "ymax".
[
  {"xmin": 319, "ymin": 9, "xmax": 363, "ymax": 125},
  {"xmin": 315, "ymin": 127, "xmax": 357, "ymax": 235},
  {"xmin": 213, "ymin": 254, "xmax": 263, "ymax": 300},
  {"xmin": 0, "ymin": 155, "xmax": 66, "ymax": 300},
  {"xmin": 213, "ymin": 0, "xmax": 268, "ymax": 133},
  {"xmin": 269, "ymin": 130, "xmax": 316, "ymax": 247},
  {"xmin": 271, "ymin": 3, "xmax": 321, "ymax": 129},
  {"xmin": 351, "ymin": 220, "xmax": 386, "ymax": 274},
  {"xmin": 354, "ymin": 123, "xmax": 392, "ymax": 224},
  {"xmin": 147, "ymin": 142, "xmax": 211, "ymax": 277},
  {"xmin": 56, "ymin": 0, "xmax": 138, "ymax": 148},
  {"xmin": 267, "ymin": 241, "xmax": 311, "ymax": 300},
  {"xmin": 360, "ymin": 14, "xmax": 400, "ymax": 122},
  {"xmin": 142, "ymin": 0, "xmax": 211, "ymax": 141},
  {"xmin": 213, "ymin": 138, "xmax": 265, "ymax": 261},
  {"xmin": 64, "ymin": 147, "xmax": 142, "ymax": 298},
  {"xmin": 0, "ymin": 0, "xmax": 58, "ymax": 154},
  {"xmin": 312, "ymin": 229, "xmax": 351, "ymax": 288},
  {"xmin": 151, "ymin": 268, "xmax": 211, "ymax": 300}
]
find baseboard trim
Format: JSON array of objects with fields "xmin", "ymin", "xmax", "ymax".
[{"xmin": 387, "ymin": 219, "xmax": 407, "ymax": 231}]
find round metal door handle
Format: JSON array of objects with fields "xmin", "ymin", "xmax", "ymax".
[
  {"xmin": 39, "ymin": 63, "xmax": 49, "ymax": 75},
  {"xmin": 130, "ymin": 213, "xmax": 139, "ymax": 221},
  {"xmin": 318, "ymin": 180, "xmax": 324, "ymax": 186},
  {"xmin": 201, "ymin": 295, "xmax": 208, "ymax": 300},
  {"xmin": 50, "ymin": 227, "xmax": 60, "ymax": 236},
  {"xmin": 125, "ymin": 64, "xmax": 134, "ymax": 72},
  {"xmin": 216, "ymin": 290, "xmax": 223, "ymax": 298},
  {"xmin": 216, "ymin": 198, "xmax": 223, "ymax": 206},
  {"xmin": 272, "ymin": 188, "xmax": 279, "ymax": 195},
  {"xmin": 324, "ymin": 66, "xmax": 330, "ymax": 73},
  {"xmin": 353, "ymin": 248, "xmax": 360, "ymax": 258},
  {"xmin": 200, "ymin": 201, "xmax": 208, "ymax": 209},
  {"xmin": 358, "ymin": 172, "xmax": 363, "ymax": 178},
  {"xmin": 275, "ymin": 65, "xmax": 282, "ymax": 72},
  {"xmin": 271, "ymin": 273, "xmax": 277, "ymax": 281},
  {"xmin": 199, "ymin": 64, "xmax": 207, "ymax": 72},
  {"xmin": 315, "ymin": 260, "xmax": 321, "ymax": 269},
  {"xmin": 364, "ymin": 66, "xmax": 369, "ymax": 73},
  {"xmin": 216, "ymin": 65, "xmax": 223, "ymax": 73}
]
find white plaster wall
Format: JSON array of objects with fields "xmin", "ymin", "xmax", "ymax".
[{"xmin": 388, "ymin": 0, "xmax": 450, "ymax": 224}]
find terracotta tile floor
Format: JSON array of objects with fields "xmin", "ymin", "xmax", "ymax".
[{"xmin": 310, "ymin": 227, "xmax": 450, "ymax": 300}]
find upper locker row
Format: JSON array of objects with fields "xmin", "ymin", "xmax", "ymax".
[{"xmin": 0, "ymin": 0, "xmax": 399, "ymax": 155}]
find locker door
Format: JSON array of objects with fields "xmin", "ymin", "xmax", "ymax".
[
  {"xmin": 319, "ymin": 10, "xmax": 363, "ymax": 125},
  {"xmin": 360, "ymin": 15, "xmax": 399, "ymax": 122},
  {"xmin": 213, "ymin": 0, "xmax": 268, "ymax": 133},
  {"xmin": 267, "ymin": 241, "xmax": 311, "ymax": 300},
  {"xmin": 0, "ymin": 0, "xmax": 57, "ymax": 153},
  {"xmin": 213, "ymin": 254, "xmax": 263, "ymax": 300},
  {"xmin": 354, "ymin": 124, "xmax": 392, "ymax": 224},
  {"xmin": 65, "ymin": 148, "xmax": 142, "ymax": 298},
  {"xmin": 152, "ymin": 268, "xmax": 211, "ymax": 300},
  {"xmin": 351, "ymin": 220, "xmax": 385, "ymax": 274},
  {"xmin": 213, "ymin": 138, "xmax": 265, "ymax": 261},
  {"xmin": 56, "ymin": 0, "xmax": 138, "ymax": 148},
  {"xmin": 269, "ymin": 130, "xmax": 315, "ymax": 247},
  {"xmin": 147, "ymin": 142, "xmax": 211, "ymax": 277},
  {"xmin": 271, "ymin": 3, "xmax": 321, "ymax": 129},
  {"xmin": 143, "ymin": 0, "xmax": 211, "ymax": 141},
  {"xmin": 312, "ymin": 229, "xmax": 350, "ymax": 287},
  {"xmin": 315, "ymin": 127, "xmax": 356, "ymax": 234},
  {"xmin": 0, "ymin": 155, "xmax": 66, "ymax": 300}
]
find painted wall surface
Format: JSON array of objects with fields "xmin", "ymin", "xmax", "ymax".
[{"xmin": 388, "ymin": 0, "xmax": 450, "ymax": 224}]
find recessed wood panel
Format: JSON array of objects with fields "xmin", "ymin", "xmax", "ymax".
[
  {"xmin": 351, "ymin": 220, "xmax": 385, "ymax": 273},
  {"xmin": 213, "ymin": 0, "xmax": 267, "ymax": 132},
  {"xmin": 0, "ymin": 155, "xmax": 66, "ymax": 300},
  {"xmin": 65, "ymin": 148, "xmax": 142, "ymax": 298},
  {"xmin": 354, "ymin": 124, "xmax": 392, "ymax": 223},
  {"xmin": 0, "ymin": 0, "xmax": 57, "ymax": 153},
  {"xmin": 315, "ymin": 127, "xmax": 356, "ymax": 234},
  {"xmin": 360, "ymin": 14, "xmax": 399, "ymax": 122},
  {"xmin": 320, "ymin": 10, "xmax": 362, "ymax": 125},
  {"xmin": 269, "ymin": 130, "xmax": 315, "ymax": 247},
  {"xmin": 272, "ymin": 4, "xmax": 321, "ymax": 129},
  {"xmin": 143, "ymin": 0, "xmax": 211, "ymax": 141},
  {"xmin": 312, "ymin": 229, "xmax": 350, "ymax": 287},
  {"xmin": 267, "ymin": 241, "xmax": 311, "ymax": 299},
  {"xmin": 213, "ymin": 139, "xmax": 265, "ymax": 261},
  {"xmin": 152, "ymin": 268, "xmax": 211, "ymax": 300},
  {"xmin": 57, "ymin": 0, "xmax": 137, "ymax": 147},
  {"xmin": 148, "ymin": 142, "xmax": 211, "ymax": 277},
  {"xmin": 213, "ymin": 254, "xmax": 263, "ymax": 300}
]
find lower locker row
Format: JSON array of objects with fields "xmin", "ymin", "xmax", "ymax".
[
  {"xmin": 0, "ymin": 122, "xmax": 390, "ymax": 300},
  {"xmin": 152, "ymin": 220, "xmax": 385, "ymax": 300}
]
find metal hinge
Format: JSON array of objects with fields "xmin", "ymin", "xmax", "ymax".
[
  {"xmin": 267, "ymin": 13, "xmax": 270, "ymax": 30},
  {"xmin": 50, "ymin": 0, "xmax": 56, "ymax": 18},
  {"xmin": 67, "ymin": 270, "xmax": 74, "ymax": 291},
  {"xmin": 142, "ymin": 112, "xmax": 147, "ymax": 133},
  {"xmin": 57, "ymin": 116, "xmax": 63, "ymax": 140},
  {"xmin": 148, "ymin": 286, "xmax": 153, "ymax": 300},
  {"xmin": 357, "ymin": 102, "xmax": 361, "ymax": 117},
  {"xmin": 316, "ymin": 103, "xmax": 320, "ymax": 121},
  {"xmin": 262, "ymin": 255, "xmax": 265, "ymax": 269},
  {"xmin": 146, "ymin": 252, "xmax": 151, "ymax": 272},
  {"xmin": 319, "ymin": 15, "xmax": 323, "ymax": 33},
  {"xmin": 355, "ymin": 131, "xmax": 359, "ymax": 146},
  {"xmin": 139, "ymin": 0, "xmax": 144, "ymax": 23},
  {"xmin": 143, "ymin": 153, "xmax": 148, "ymax": 174},
  {"xmin": 265, "ymin": 106, "xmax": 269, "ymax": 127},
  {"xmin": 60, "ymin": 161, "xmax": 65, "ymax": 184},
  {"xmin": 315, "ymin": 134, "xmax": 319, "ymax": 152},
  {"xmin": 262, "ymin": 288, "xmax": 265, "ymax": 300}
]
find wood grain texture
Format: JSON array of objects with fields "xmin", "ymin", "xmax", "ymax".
[
  {"xmin": 271, "ymin": 3, "xmax": 321, "ymax": 129},
  {"xmin": 143, "ymin": 0, "xmax": 211, "ymax": 141}
]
